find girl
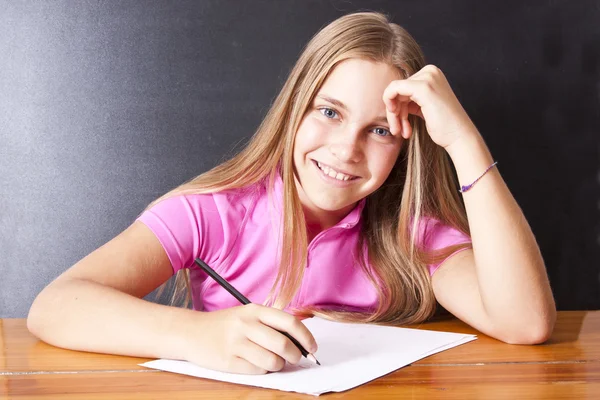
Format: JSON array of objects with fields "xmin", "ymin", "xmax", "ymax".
[{"xmin": 28, "ymin": 12, "xmax": 556, "ymax": 375}]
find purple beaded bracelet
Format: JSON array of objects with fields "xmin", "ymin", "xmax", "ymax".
[{"xmin": 459, "ymin": 161, "xmax": 498, "ymax": 193}]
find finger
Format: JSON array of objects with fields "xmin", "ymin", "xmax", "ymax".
[
  {"xmin": 407, "ymin": 102, "xmax": 423, "ymax": 119},
  {"xmin": 401, "ymin": 117, "xmax": 412, "ymax": 139},
  {"xmin": 382, "ymin": 92, "xmax": 398, "ymax": 113},
  {"xmin": 224, "ymin": 355, "xmax": 268, "ymax": 375},
  {"xmin": 409, "ymin": 64, "xmax": 441, "ymax": 81},
  {"xmin": 396, "ymin": 103, "xmax": 407, "ymax": 139},
  {"xmin": 237, "ymin": 338, "xmax": 286, "ymax": 372},
  {"xmin": 406, "ymin": 66, "xmax": 430, "ymax": 81},
  {"xmin": 382, "ymin": 87, "xmax": 411, "ymax": 112},
  {"xmin": 401, "ymin": 102, "xmax": 412, "ymax": 139},
  {"xmin": 246, "ymin": 322, "xmax": 303, "ymax": 365},
  {"xmin": 384, "ymin": 79, "xmax": 429, "ymax": 108},
  {"xmin": 383, "ymin": 81, "xmax": 424, "ymax": 138},
  {"xmin": 250, "ymin": 305, "xmax": 318, "ymax": 354},
  {"xmin": 403, "ymin": 101, "xmax": 423, "ymax": 138},
  {"xmin": 386, "ymin": 105, "xmax": 402, "ymax": 136},
  {"xmin": 387, "ymin": 99, "xmax": 413, "ymax": 137}
]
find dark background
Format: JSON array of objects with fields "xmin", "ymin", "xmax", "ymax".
[{"xmin": 1, "ymin": 0, "xmax": 598, "ymax": 317}]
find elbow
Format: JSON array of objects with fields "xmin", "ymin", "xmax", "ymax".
[
  {"xmin": 27, "ymin": 278, "xmax": 69, "ymax": 339},
  {"xmin": 26, "ymin": 315, "xmax": 41, "ymax": 339},
  {"xmin": 27, "ymin": 286, "xmax": 59, "ymax": 340},
  {"xmin": 503, "ymin": 324, "xmax": 553, "ymax": 345},
  {"xmin": 496, "ymin": 309, "xmax": 557, "ymax": 345},
  {"xmin": 27, "ymin": 295, "xmax": 47, "ymax": 338}
]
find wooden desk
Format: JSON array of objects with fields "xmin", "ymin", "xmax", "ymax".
[{"xmin": 1, "ymin": 311, "xmax": 598, "ymax": 399}]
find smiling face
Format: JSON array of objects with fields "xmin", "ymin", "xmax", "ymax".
[{"xmin": 292, "ymin": 58, "xmax": 404, "ymax": 228}]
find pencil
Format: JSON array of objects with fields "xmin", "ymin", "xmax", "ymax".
[{"xmin": 194, "ymin": 258, "xmax": 320, "ymax": 366}]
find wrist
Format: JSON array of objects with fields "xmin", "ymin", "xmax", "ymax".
[
  {"xmin": 445, "ymin": 133, "xmax": 495, "ymax": 190},
  {"xmin": 445, "ymin": 129, "xmax": 487, "ymax": 159},
  {"xmin": 159, "ymin": 306, "xmax": 200, "ymax": 361}
]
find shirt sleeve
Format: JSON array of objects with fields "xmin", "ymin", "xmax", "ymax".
[
  {"xmin": 419, "ymin": 218, "xmax": 472, "ymax": 277},
  {"xmin": 135, "ymin": 194, "xmax": 225, "ymax": 274}
]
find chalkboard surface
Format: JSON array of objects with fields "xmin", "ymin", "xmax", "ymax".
[{"xmin": 1, "ymin": 0, "xmax": 598, "ymax": 317}]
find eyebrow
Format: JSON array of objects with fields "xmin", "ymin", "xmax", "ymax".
[{"xmin": 316, "ymin": 94, "xmax": 389, "ymax": 126}]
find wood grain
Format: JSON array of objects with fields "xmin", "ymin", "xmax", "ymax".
[
  {"xmin": 0, "ymin": 319, "xmax": 151, "ymax": 372},
  {"xmin": 410, "ymin": 311, "xmax": 600, "ymax": 364},
  {"xmin": 1, "ymin": 311, "xmax": 598, "ymax": 399},
  {"xmin": 2, "ymin": 312, "xmax": 597, "ymax": 372},
  {"xmin": 2, "ymin": 363, "xmax": 598, "ymax": 399}
]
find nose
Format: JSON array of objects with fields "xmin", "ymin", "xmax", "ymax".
[{"xmin": 328, "ymin": 123, "xmax": 363, "ymax": 163}]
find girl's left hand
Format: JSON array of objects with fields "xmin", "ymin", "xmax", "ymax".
[{"xmin": 383, "ymin": 65, "xmax": 479, "ymax": 149}]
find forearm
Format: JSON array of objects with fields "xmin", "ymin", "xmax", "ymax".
[
  {"xmin": 27, "ymin": 278, "xmax": 194, "ymax": 360},
  {"xmin": 446, "ymin": 132, "xmax": 556, "ymax": 336}
]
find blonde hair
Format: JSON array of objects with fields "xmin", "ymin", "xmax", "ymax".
[{"xmin": 147, "ymin": 11, "xmax": 470, "ymax": 325}]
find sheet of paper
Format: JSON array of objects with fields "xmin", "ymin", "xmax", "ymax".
[{"xmin": 140, "ymin": 317, "xmax": 477, "ymax": 396}]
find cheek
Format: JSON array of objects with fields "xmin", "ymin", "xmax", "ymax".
[
  {"xmin": 367, "ymin": 145, "xmax": 402, "ymax": 181},
  {"xmin": 294, "ymin": 117, "xmax": 328, "ymax": 157}
]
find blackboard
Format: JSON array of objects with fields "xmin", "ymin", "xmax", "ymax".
[{"xmin": 0, "ymin": 0, "xmax": 598, "ymax": 317}]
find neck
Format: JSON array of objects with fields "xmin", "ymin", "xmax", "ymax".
[
  {"xmin": 291, "ymin": 170, "xmax": 356, "ymax": 241},
  {"xmin": 299, "ymin": 197, "xmax": 356, "ymax": 243},
  {"xmin": 302, "ymin": 204, "xmax": 353, "ymax": 233}
]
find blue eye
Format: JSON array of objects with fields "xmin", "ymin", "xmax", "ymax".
[
  {"xmin": 320, "ymin": 107, "xmax": 338, "ymax": 119},
  {"xmin": 373, "ymin": 127, "xmax": 391, "ymax": 137}
]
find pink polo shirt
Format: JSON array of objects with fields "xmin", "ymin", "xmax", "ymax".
[{"xmin": 137, "ymin": 172, "xmax": 471, "ymax": 312}]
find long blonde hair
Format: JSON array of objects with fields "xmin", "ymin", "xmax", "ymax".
[{"xmin": 147, "ymin": 12, "xmax": 470, "ymax": 325}]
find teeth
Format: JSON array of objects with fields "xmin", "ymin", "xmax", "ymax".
[{"xmin": 317, "ymin": 161, "xmax": 354, "ymax": 181}]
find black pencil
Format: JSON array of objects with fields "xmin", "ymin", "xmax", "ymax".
[{"xmin": 194, "ymin": 258, "xmax": 320, "ymax": 366}]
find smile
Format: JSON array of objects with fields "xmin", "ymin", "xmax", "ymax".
[{"xmin": 313, "ymin": 160, "xmax": 359, "ymax": 181}]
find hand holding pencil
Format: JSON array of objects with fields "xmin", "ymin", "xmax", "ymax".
[{"xmin": 184, "ymin": 258, "xmax": 319, "ymax": 374}]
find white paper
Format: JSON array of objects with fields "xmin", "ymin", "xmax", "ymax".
[{"xmin": 140, "ymin": 317, "xmax": 477, "ymax": 396}]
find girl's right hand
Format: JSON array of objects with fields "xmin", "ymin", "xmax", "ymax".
[{"xmin": 181, "ymin": 303, "xmax": 318, "ymax": 374}]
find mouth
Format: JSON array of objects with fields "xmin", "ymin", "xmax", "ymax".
[{"xmin": 312, "ymin": 160, "xmax": 360, "ymax": 181}]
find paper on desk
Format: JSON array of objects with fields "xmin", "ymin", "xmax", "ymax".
[{"xmin": 140, "ymin": 317, "xmax": 477, "ymax": 396}]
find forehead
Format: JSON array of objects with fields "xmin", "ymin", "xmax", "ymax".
[{"xmin": 317, "ymin": 58, "xmax": 400, "ymax": 105}]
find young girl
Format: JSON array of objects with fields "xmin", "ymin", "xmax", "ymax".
[{"xmin": 28, "ymin": 12, "xmax": 556, "ymax": 375}]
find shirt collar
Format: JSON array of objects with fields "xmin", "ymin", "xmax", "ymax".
[{"xmin": 269, "ymin": 168, "xmax": 365, "ymax": 230}]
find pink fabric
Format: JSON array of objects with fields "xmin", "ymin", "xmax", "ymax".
[{"xmin": 136, "ymin": 172, "xmax": 471, "ymax": 312}]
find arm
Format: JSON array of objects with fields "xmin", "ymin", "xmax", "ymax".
[
  {"xmin": 27, "ymin": 221, "xmax": 192, "ymax": 360},
  {"xmin": 383, "ymin": 65, "xmax": 556, "ymax": 344},
  {"xmin": 28, "ymin": 220, "xmax": 317, "ymax": 373},
  {"xmin": 434, "ymin": 135, "xmax": 556, "ymax": 344}
]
